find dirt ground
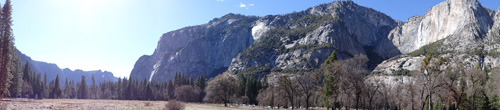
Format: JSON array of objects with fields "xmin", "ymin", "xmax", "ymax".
[{"xmin": 0, "ymin": 98, "xmax": 275, "ymax": 110}]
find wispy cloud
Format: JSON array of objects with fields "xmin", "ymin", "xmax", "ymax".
[
  {"xmin": 239, "ymin": 3, "xmax": 254, "ymax": 9},
  {"xmin": 216, "ymin": 0, "xmax": 224, "ymax": 2},
  {"xmin": 239, "ymin": 3, "xmax": 246, "ymax": 8}
]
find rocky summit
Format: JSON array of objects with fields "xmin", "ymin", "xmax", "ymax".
[{"xmin": 130, "ymin": 0, "xmax": 500, "ymax": 82}]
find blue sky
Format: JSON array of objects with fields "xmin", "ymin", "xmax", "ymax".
[{"xmin": 6, "ymin": 0, "xmax": 500, "ymax": 78}]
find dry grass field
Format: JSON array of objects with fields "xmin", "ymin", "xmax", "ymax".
[{"xmin": 0, "ymin": 98, "xmax": 290, "ymax": 110}]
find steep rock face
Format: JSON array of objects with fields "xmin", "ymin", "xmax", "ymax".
[
  {"xmin": 491, "ymin": 6, "xmax": 500, "ymax": 36},
  {"xmin": 373, "ymin": 0, "xmax": 499, "ymax": 79},
  {"xmin": 130, "ymin": 14, "xmax": 258, "ymax": 81},
  {"xmin": 228, "ymin": 1, "xmax": 398, "ymax": 74},
  {"xmin": 388, "ymin": 0, "xmax": 493, "ymax": 54},
  {"xmin": 130, "ymin": 1, "xmax": 399, "ymax": 81}
]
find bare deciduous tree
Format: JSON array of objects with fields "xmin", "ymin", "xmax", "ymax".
[{"xmin": 204, "ymin": 71, "xmax": 238, "ymax": 107}]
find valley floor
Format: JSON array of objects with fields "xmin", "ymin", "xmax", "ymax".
[{"xmin": 0, "ymin": 98, "xmax": 321, "ymax": 110}]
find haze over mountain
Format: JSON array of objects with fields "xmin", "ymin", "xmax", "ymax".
[
  {"xmin": 17, "ymin": 49, "xmax": 117, "ymax": 86},
  {"xmin": 130, "ymin": 0, "xmax": 500, "ymax": 83}
]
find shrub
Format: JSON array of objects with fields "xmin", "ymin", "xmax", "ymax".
[
  {"xmin": 144, "ymin": 102, "xmax": 152, "ymax": 106},
  {"xmin": 164, "ymin": 100, "xmax": 185, "ymax": 110}
]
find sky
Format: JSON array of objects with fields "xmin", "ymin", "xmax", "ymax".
[{"xmin": 5, "ymin": 0, "xmax": 500, "ymax": 78}]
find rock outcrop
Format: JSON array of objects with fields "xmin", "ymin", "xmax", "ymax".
[
  {"xmin": 130, "ymin": 0, "xmax": 500, "ymax": 83},
  {"xmin": 130, "ymin": 1, "xmax": 399, "ymax": 81},
  {"xmin": 387, "ymin": 0, "xmax": 493, "ymax": 54},
  {"xmin": 373, "ymin": 0, "xmax": 499, "ymax": 78},
  {"xmin": 130, "ymin": 14, "xmax": 258, "ymax": 81}
]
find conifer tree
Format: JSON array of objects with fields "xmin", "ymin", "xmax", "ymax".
[
  {"xmin": 167, "ymin": 80, "xmax": 175, "ymax": 100},
  {"xmin": 8, "ymin": 56, "xmax": 23, "ymax": 98},
  {"xmin": 51, "ymin": 74, "xmax": 61, "ymax": 98},
  {"xmin": 195, "ymin": 75, "xmax": 206, "ymax": 90},
  {"xmin": 0, "ymin": 0, "xmax": 13, "ymax": 99},
  {"xmin": 116, "ymin": 77, "xmax": 122, "ymax": 99},
  {"xmin": 77, "ymin": 75, "xmax": 87, "ymax": 99},
  {"xmin": 90, "ymin": 74, "xmax": 97, "ymax": 99},
  {"xmin": 188, "ymin": 75, "xmax": 194, "ymax": 86}
]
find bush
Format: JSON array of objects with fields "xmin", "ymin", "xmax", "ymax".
[
  {"xmin": 164, "ymin": 100, "xmax": 185, "ymax": 110},
  {"xmin": 144, "ymin": 102, "xmax": 153, "ymax": 106}
]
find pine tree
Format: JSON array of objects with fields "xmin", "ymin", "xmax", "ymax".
[
  {"xmin": 322, "ymin": 51, "xmax": 338, "ymax": 109},
  {"xmin": 35, "ymin": 73, "xmax": 43, "ymax": 99},
  {"xmin": 121, "ymin": 78, "xmax": 128, "ymax": 100},
  {"xmin": 145, "ymin": 82, "xmax": 153, "ymax": 100},
  {"xmin": 195, "ymin": 75, "xmax": 206, "ymax": 90},
  {"xmin": 63, "ymin": 77, "xmax": 69, "ymax": 98},
  {"xmin": 188, "ymin": 75, "xmax": 194, "ymax": 86},
  {"xmin": 43, "ymin": 73, "xmax": 49, "ymax": 98},
  {"xmin": 77, "ymin": 75, "xmax": 88, "ymax": 99},
  {"xmin": 22, "ymin": 61, "xmax": 30, "ymax": 81},
  {"xmin": 116, "ymin": 77, "xmax": 122, "ymax": 99},
  {"xmin": 51, "ymin": 74, "xmax": 61, "ymax": 98},
  {"xmin": 237, "ymin": 74, "xmax": 246, "ymax": 96},
  {"xmin": 167, "ymin": 80, "xmax": 175, "ymax": 100},
  {"xmin": 90, "ymin": 74, "xmax": 97, "ymax": 99},
  {"xmin": 181, "ymin": 73, "xmax": 186, "ymax": 85},
  {"xmin": 8, "ymin": 56, "xmax": 23, "ymax": 98},
  {"xmin": 0, "ymin": 0, "xmax": 13, "ymax": 99}
]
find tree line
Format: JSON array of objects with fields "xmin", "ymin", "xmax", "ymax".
[{"xmin": 204, "ymin": 52, "xmax": 500, "ymax": 110}]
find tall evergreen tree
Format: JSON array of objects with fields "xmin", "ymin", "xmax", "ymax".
[
  {"xmin": 8, "ymin": 56, "xmax": 23, "ymax": 98},
  {"xmin": 77, "ymin": 75, "xmax": 87, "ymax": 99},
  {"xmin": 195, "ymin": 75, "xmax": 206, "ymax": 90},
  {"xmin": 322, "ymin": 51, "xmax": 338, "ymax": 110},
  {"xmin": 116, "ymin": 77, "xmax": 122, "ymax": 99},
  {"xmin": 237, "ymin": 74, "xmax": 246, "ymax": 96},
  {"xmin": 121, "ymin": 78, "xmax": 128, "ymax": 100},
  {"xmin": 34, "ymin": 73, "xmax": 43, "ymax": 99},
  {"xmin": 0, "ymin": 0, "xmax": 13, "ymax": 99},
  {"xmin": 43, "ymin": 73, "xmax": 49, "ymax": 98},
  {"xmin": 51, "ymin": 74, "xmax": 61, "ymax": 98},
  {"xmin": 145, "ymin": 82, "xmax": 153, "ymax": 100},
  {"xmin": 167, "ymin": 80, "xmax": 175, "ymax": 100},
  {"xmin": 90, "ymin": 74, "xmax": 97, "ymax": 99},
  {"xmin": 188, "ymin": 75, "xmax": 194, "ymax": 86}
]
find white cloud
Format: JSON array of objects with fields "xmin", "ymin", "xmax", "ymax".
[
  {"xmin": 240, "ymin": 3, "xmax": 246, "ymax": 8},
  {"xmin": 239, "ymin": 3, "xmax": 254, "ymax": 9}
]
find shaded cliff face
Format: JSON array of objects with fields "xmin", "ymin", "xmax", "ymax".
[
  {"xmin": 372, "ymin": 0, "xmax": 500, "ymax": 83},
  {"xmin": 131, "ymin": 1, "xmax": 399, "ymax": 81},
  {"xmin": 130, "ymin": 14, "xmax": 259, "ymax": 81}
]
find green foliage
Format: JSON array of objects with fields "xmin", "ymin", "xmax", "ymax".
[
  {"xmin": 272, "ymin": 68, "xmax": 314, "ymax": 73},
  {"xmin": 322, "ymin": 73, "xmax": 334, "ymax": 109},
  {"xmin": 236, "ymin": 66, "xmax": 271, "ymax": 75},
  {"xmin": 489, "ymin": 95, "xmax": 500, "ymax": 110},
  {"xmin": 324, "ymin": 51, "xmax": 338, "ymax": 66},
  {"xmin": 408, "ymin": 40, "xmax": 454, "ymax": 57},
  {"xmin": 394, "ymin": 69, "xmax": 412, "ymax": 76},
  {"xmin": 287, "ymin": 44, "xmax": 335, "ymax": 54}
]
